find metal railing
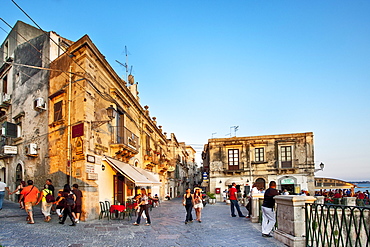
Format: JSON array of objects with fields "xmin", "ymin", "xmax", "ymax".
[
  {"xmin": 306, "ymin": 203, "xmax": 370, "ymax": 247},
  {"xmin": 110, "ymin": 126, "xmax": 139, "ymax": 150}
]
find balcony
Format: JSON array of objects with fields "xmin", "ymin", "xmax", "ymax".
[
  {"xmin": 110, "ymin": 126, "xmax": 139, "ymax": 162},
  {"xmin": 0, "ymin": 93, "xmax": 11, "ymax": 107},
  {"xmin": 111, "ymin": 126, "xmax": 139, "ymax": 149}
]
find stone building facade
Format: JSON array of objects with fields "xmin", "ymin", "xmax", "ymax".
[
  {"xmin": 0, "ymin": 21, "xmax": 71, "ymax": 195},
  {"xmin": 202, "ymin": 132, "xmax": 315, "ymax": 200},
  {"xmin": 1, "ymin": 21, "xmax": 197, "ymax": 220}
]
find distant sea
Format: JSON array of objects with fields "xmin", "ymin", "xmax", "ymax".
[{"xmin": 351, "ymin": 182, "xmax": 370, "ymax": 192}]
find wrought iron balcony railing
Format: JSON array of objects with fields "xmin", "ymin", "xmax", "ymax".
[{"xmin": 110, "ymin": 126, "xmax": 139, "ymax": 150}]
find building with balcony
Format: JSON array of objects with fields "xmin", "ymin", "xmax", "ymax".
[
  {"xmin": 1, "ymin": 21, "xmax": 198, "ymax": 220},
  {"xmin": 0, "ymin": 21, "xmax": 71, "ymax": 193},
  {"xmin": 202, "ymin": 132, "xmax": 315, "ymax": 199}
]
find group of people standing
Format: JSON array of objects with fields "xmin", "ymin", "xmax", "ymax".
[
  {"xmin": 182, "ymin": 187, "xmax": 204, "ymax": 224},
  {"xmin": 227, "ymin": 181, "xmax": 279, "ymax": 238},
  {"xmin": 5, "ymin": 179, "xmax": 83, "ymax": 225}
]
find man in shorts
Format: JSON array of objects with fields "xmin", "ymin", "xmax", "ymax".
[
  {"xmin": 72, "ymin": 184, "xmax": 83, "ymax": 223},
  {"xmin": 20, "ymin": 180, "xmax": 41, "ymax": 224}
]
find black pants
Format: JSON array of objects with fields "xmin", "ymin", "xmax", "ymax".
[
  {"xmin": 61, "ymin": 205, "xmax": 75, "ymax": 224},
  {"xmin": 136, "ymin": 205, "xmax": 151, "ymax": 224},
  {"xmin": 185, "ymin": 204, "xmax": 193, "ymax": 222}
]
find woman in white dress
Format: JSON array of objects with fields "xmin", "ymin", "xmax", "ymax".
[{"xmin": 193, "ymin": 188, "xmax": 203, "ymax": 223}]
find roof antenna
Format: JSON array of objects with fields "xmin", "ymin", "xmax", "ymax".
[{"xmin": 115, "ymin": 45, "xmax": 131, "ymax": 85}]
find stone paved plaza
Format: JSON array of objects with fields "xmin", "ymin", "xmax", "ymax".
[{"xmin": 0, "ymin": 198, "xmax": 285, "ymax": 247}]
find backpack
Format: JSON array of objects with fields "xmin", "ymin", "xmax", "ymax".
[
  {"xmin": 65, "ymin": 193, "xmax": 75, "ymax": 206},
  {"xmin": 45, "ymin": 190, "xmax": 55, "ymax": 203}
]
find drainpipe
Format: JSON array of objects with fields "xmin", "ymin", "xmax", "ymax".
[{"xmin": 67, "ymin": 66, "xmax": 72, "ymax": 184}]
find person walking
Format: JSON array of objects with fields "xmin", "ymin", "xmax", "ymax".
[
  {"xmin": 57, "ymin": 184, "xmax": 76, "ymax": 226},
  {"xmin": 133, "ymin": 188, "xmax": 151, "ymax": 226},
  {"xmin": 72, "ymin": 184, "xmax": 83, "ymax": 223},
  {"xmin": 183, "ymin": 188, "xmax": 194, "ymax": 224},
  {"xmin": 19, "ymin": 180, "xmax": 41, "ymax": 224},
  {"xmin": 261, "ymin": 181, "xmax": 280, "ymax": 237},
  {"xmin": 193, "ymin": 188, "xmax": 203, "ymax": 223},
  {"xmin": 229, "ymin": 182, "xmax": 245, "ymax": 217},
  {"xmin": 0, "ymin": 178, "xmax": 10, "ymax": 210},
  {"xmin": 41, "ymin": 184, "xmax": 53, "ymax": 222},
  {"xmin": 10, "ymin": 180, "xmax": 26, "ymax": 209},
  {"xmin": 54, "ymin": 190, "xmax": 64, "ymax": 222}
]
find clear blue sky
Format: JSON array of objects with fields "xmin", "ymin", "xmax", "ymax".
[{"xmin": 2, "ymin": 0, "xmax": 369, "ymax": 181}]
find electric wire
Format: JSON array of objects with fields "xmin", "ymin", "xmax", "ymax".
[{"xmin": 3, "ymin": 2, "xmax": 186, "ymax": 151}]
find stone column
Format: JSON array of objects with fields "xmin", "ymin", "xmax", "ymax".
[
  {"xmin": 315, "ymin": 196, "xmax": 324, "ymax": 204},
  {"xmin": 251, "ymin": 193, "xmax": 264, "ymax": 223},
  {"xmin": 342, "ymin": 197, "xmax": 356, "ymax": 206},
  {"xmin": 274, "ymin": 195, "xmax": 316, "ymax": 247}
]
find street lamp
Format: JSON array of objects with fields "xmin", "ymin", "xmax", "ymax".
[
  {"xmin": 91, "ymin": 105, "xmax": 116, "ymax": 129},
  {"xmin": 315, "ymin": 162, "xmax": 325, "ymax": 172}
]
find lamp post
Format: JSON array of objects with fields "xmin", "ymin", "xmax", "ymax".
[
  {"xmin": 91, "ymin": 105, "xmax": 117, "ymax": 129},
  {"xmin": 315, "ymin": 162, "xmax": 325, "ymax": 172}
]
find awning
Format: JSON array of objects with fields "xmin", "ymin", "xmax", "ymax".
[
  {"xmin": 103, "ymin": 156, "xmax": 161, "ymax": 186},
  {"xmin": 225, "ymin": 178, "xmax": 246, "ymax": 185}
]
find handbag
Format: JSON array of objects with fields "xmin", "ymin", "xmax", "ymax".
[{"xmin": 45, "ymin": 190, "xmax": 55, "ymax": 203}]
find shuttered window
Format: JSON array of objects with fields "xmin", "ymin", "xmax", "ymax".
[
  {"xmin": 54, "ymin": 101, "xmax": 63, "ymax": 122},
  {"xmin": 228, "ymin": 149, "xmax": 239, "ymax": 170},
  {"xmin": 255, "ymin": 148, "xmax": 264, "ymax": 162},
  {"xmin": 281, "ymin": 146, "xmax": 292, "ymax": 168}
]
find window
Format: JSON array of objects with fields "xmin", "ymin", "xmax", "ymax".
[
  {"xmin": 255, "ymin": 148, "xmax": 264, "ymax": 162},
  {"xmin": 2, "ymin": 74, "xmax": 8, "ymax": 94},
  {"xmin": 15, "ymin": 121, "xmax": 22, "ymax": 139},
  {"xmin": 281, "ymin": 146, "xmax": 292, "ymax": 168},
  {"xmin": 53, "ymin": 101, "xmax": 63, "ymax": 122},
  {"xmin": 145, "ymin": 133, "xmax": 151, "ymax": 154},
  {"xmin": 228, "ymin": 149, "xmax": 239, "ymax": 170}
]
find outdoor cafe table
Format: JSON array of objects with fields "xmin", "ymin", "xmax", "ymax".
[{"xmin": 109, "ymin": 205, "xmax": 126, "ymax": 219}]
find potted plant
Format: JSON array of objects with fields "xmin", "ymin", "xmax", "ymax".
[{"xmin": 206, "ymin": 192, "xmax": 216, "ymax": 204}]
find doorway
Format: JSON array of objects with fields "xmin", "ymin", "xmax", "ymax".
[{"xmin": 255, "ymin": 178, "xmax": 266, "ymax": 191}]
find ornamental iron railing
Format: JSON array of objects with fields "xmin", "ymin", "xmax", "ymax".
[
  {"xmin": 306, "ymin": 203, "xmax": 370, "ymax": 247},
  {"xmin": 110, "ymin": 126, "xmax": 139, "ymax": 150}
]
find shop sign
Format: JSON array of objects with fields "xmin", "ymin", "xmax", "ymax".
[
  {"xmin": 87, "ymin": 173, "xmax": 98, "ymax": 180},
  {"xmin": 86, "ymin": 164, "xmax": 95, "ymax": 173},
  {"xmin": 281, "ymin": 178, "xmax": 294, "ymax": 184},
  {"xmin": 4, "ymin": 145, "xmax": 17, "ymax": 154}
]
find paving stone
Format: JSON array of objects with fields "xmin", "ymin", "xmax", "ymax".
[{"xmin": 0, "ymin": 199, "xmax": 286, "ymax": 246}]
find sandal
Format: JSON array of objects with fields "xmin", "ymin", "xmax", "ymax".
[
  {"xmin": 27, "ymin": 222, "xmax": 35, "ymax": 224},
  {"xmin": 132, "ymin": 222, "xmax": 139, "ymax": 226}
]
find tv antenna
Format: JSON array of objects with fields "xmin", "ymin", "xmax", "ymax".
[
  {"xmin": 115, "ymin": 45, "xmax": 132, "ymax": 84},
  {"xmin": 230, "ymin": 126, "xmax": 239, "ymax": 137}
]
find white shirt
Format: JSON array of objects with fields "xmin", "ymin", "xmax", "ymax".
[
  {"xmin": 0, "ymin": 181, "xmax": 7, "ymax": 191},
  {"xmin": 251, "ymin": 187, "xmax": 259, "ymax": 196}
]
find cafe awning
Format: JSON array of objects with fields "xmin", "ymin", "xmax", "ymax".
[
  {"xmin": 103, "ymin": 156, "xmax": 161, "ymax": 186},
  {"xmin": 225, "ymin": 178, "xmax": 246, "ymax": 186}
]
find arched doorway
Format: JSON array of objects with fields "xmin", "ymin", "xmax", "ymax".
[
  {"xmin": 15, "ymin": 164, "xmax": 23, "ymax": 183},
  {"xmin": 255, "ymin": 178, "xmax": 266, "ymax": 190},
  {"xmin": 279, "ymin": 176, "xmax": 297, "ymax": 195}
]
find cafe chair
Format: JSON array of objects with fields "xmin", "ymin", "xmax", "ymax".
[
  {"xmin": 105, "ymin": 201, "xmax": 113, "ymax": 219},
  {"xmin": 99, "ymin": 201, "xmax": 109, "ymax": 220}
]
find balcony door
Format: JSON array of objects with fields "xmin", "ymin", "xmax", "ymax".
[{"xmin": 228, "ymin": 149, "xmax": 239, "ymax": 170}]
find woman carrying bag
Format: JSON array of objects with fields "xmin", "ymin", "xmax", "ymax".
[
  {"xmin": 41, "ymin": 184, "xmax": 53, "ymax": 222},
  {"xmin": 193, "ymin": 188, "xmax": 203, "ymax": 223}
]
